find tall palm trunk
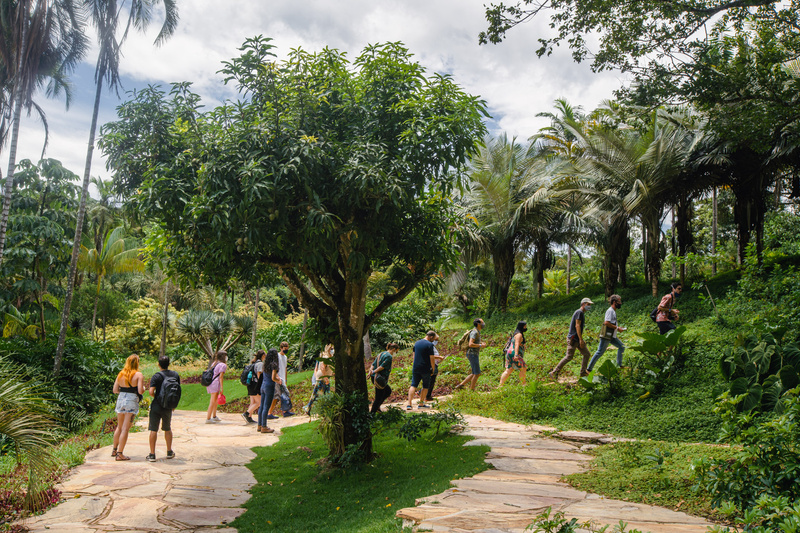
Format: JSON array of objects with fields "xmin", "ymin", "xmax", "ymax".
[
  {"xmin": 55, "ymin": 62, "xmax": 106, "ymax": 375},
  {"xmin": 489, "ymin": 245, "xmax": 515, "ymax": 313},
  {"xmin": 712, "ymin": 187, "xmax": 718, "ymax": 275},
  {"xmin": 91, "ymin": 276, "xmax": 101, "ymax": 339},
  {"xmin": 250, "ymin": 287, "xmax": 259, "ymax": 349},
  {"xmin": 160, "ymin": 280, "xmax": 170, "ymax": 357},
  {"xmin": 566, "ymin": 247, "xmax": 572, "ymax": 295},
  {"xmin": 0, "ymin": 16, "xmax": 29, "ymax": 267}
]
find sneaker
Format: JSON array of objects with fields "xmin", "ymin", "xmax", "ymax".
[
  {"xmin": 205, "ymin": 419, "xmax": 215, "ymax": 424},
  {"xmin": 166, "ymin": 450, "xmax": 175, "ymax": 460},
  {"xmin": 260, "ymin": 427, "xmax": 275, "ymax": 433},
  {"xmin": 146, "ymin": 453, "xmax": 156, "ymax": 462},
  {"xmin": 406, "ymin": 405, "xmax": 413, "ymax": 410},
  {"xmin": 241, "ymin": 413, "xmax": 249, "ymax": 424},
  {"xmin": 211, "ymin": 416, "xmax": 221, "ymax": 422},
  {"xmin": 266, "ymin": 414, "xmax": 278, "ymax": 420},
  {"xmin": 283, "ymin": 411, "xmax": 295, "ymax": 417},
  {"xmin": 417, "ymin": 404, "xmax": 431, "ymax": 409}
]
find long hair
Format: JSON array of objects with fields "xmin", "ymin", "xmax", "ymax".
[
  {"xmin": 514, "ymin": 321, "xmax": 527, "ymax": 341},
  {"xmin": 117, "ymin": 354, "xmax": 140, "ymax": 385},
  {"xmin": 251, "ymin": 349, "xmax": 265, "ymax": 364}
]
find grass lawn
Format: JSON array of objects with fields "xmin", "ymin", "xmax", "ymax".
[
  {"xmin": 231, "ymin": 421, "xmax": 490, "ymax": 532},
  {"xmin": 566, "ymin": 440, "xmax": 738, "ymax": 522}
]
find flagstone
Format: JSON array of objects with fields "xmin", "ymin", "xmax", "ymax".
[
  {"xmin": 465, "ymin": 438, "xmax": 579, "ymax": 451},
  {"xmin": 163, "ymin": 486, "xmax": 250, "ymax": 507},
  {"xmin": 426, "ymin": 491, "xmax": 568, "ymax": 513},
  {"xmin": 555, "ymin": 430, "xmax": 610, "ymax": 443},
  {"xmin": 21, "ymin": 496, "xmax": 109, "ymax": 528},
  {"xmin": 113, "ymin": 480, "xmax": 170, "ymax": 498},
  {"xmin": 94, "ymin": 497, "xmax": 167, "ymax": 530},
  {"xmin": 161, "ymin": 505, "xmax": 245, "ymax": 527},
  {"xmin": 562, "ymin": 498, "xmax": 711, "ymax": 525},
  {"xmin": 487, "ymin": 457, "xmax": 589, "ymax": 475},
  {"xmin": 173, "ymin": 465, "xmax": 256, "ymax": 489},
  {"xmin": 486, "ymin": 446, "xmax": 588, "ymax": 462},
  {"xmin": 471, "ymin": 470, "xmax": 564, "ymax": 485},
  {"xmin": 452, "ymin": 479, "xmax": 587, "ymax": 500}
]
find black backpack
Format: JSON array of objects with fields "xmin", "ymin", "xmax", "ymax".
[
  {"xmin": 157, "ymin": 372, "xmax": 182, "ymax": 409},
  {"xmin": 240, "ymin": 364, "xmax": 254, "ymax": 386},
  {"xmin": 200, "ymin": 364, "xmax": 217, "ymax": 387}
]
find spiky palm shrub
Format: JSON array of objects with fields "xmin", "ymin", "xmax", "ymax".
[
  {"xmin": 175, "ymin": 310, "xmax": 254, "ymax": 363},
  {"xmin": 0, "ymin": 357, "xmax": 58, "ymax": 514}
]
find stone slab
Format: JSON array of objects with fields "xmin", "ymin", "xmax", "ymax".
[
  {"xmin": 114, "ymin": 480, "xmax": 170, "ymax": 498},
  {"xmin": 452, "ymin": 479, "xmax": 587, "ymax": 500},
  {"xmin": 163, "ymin": 486, "xmax": 250, "ymax": 507},
  {"xmin": 94, "ymin": 497, "xmax": 167, "ymax": 530},
  {"xmin": 487, "ymin": 447, "xmax": 588, "ymax": 462},
  {"xmin": 562, "ymin": 498, "xmax": 711, "ymax": 525},
  {"xmin": 461, "ymin": 429, "xmax": 541, "ymax": 440},
  {"xmin": 21, "ymin": 496, "xmax": 109, "ymax": 528},
  {"xmin": 487, "ymin": 457, "xmax": 588, "ymax": 475},
  {"xmin": 162, "ymin": 505, "xmax": 245, "ymax": 527},
  {"xmin": 471, "ymin": 470, "xmax": 565, "ymax": 485},
  {"xmin": 419, "ymin": 508, "xmax": 548, "ymax": 530},
  {"xmin": 555, "ymin": 430, "xmax": 610, "ymax": 443},
  {"xmin": 427, "ymin": 491, "xmax": 569, "ymax": 513},
  {"xmin": 464, "ymin": 438, "xmax": 579, "ymax": 451},
  {"xmin": 173, "ymin": 465, "xmax": 256, "ymax": 490},
  {"xmin": 396, "ymin": 504, "xmax": 463, "ymax": 522}
]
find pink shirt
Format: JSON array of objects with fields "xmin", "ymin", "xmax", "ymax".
[{"xmin": 657, "ymin": 294, "xmax": 675, "ymax": 322}]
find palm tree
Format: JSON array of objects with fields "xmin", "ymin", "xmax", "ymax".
[
  {"xmin": 0, "ymin": 0, "xmax": 87, "ymax": 267},
  {"xmin": 175, "ymin": 310, "xmax": 254, "ymax": 363},
  {"xmin": 88, "ymin": 176, "xmax": 118, "ymax": 249},
  {"xmin": 78, "ymin": 225, "xmax": 144, "ymax": 338},
  {"xmin": 55, "ymin": 0, "xmax": 178, "ymax": 374},
  {"xmin": 461, "ymin": 135, "xmax": 560, "ymax": 313}
]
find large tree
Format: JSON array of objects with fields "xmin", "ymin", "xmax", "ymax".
[{"xmin": 100, "ymin": 38, "xmax": 487, "ymax": 460}]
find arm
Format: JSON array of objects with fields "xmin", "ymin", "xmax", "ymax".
[
  {"xmin": 113, "ymin": 377, "xmax": 120, "ymax": 394},
  {"xmin": 577, "ymin": 318, "xmax": 585, "ymax": 346},
  {"xmin": 514, "ymin": 333, "xmax": 521, "ymax": 355},
  {"xmin": 136, "ymin": 373, "xmax": 145, "ymax": 395},
  {"xmin": 272, "ymin": 369, "xmax": 281, "ymax": 385}
]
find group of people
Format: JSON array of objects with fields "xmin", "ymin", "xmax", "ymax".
[{"xmin": 111, "ymin": 283, "xmax": 684, "ymax": 460}]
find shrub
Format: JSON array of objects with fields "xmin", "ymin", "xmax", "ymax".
[
  {"xmin": 104, "ymin": 297, "xmax": 180, "ymax": 355},
  {"xmin": 0, "ymin": 337, "xmax": 120, "ymax": 431}
]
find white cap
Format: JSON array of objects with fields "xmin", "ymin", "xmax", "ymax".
[{"xmin": 581, "ymin": 298, "xmax": 594, "ymax": 305}]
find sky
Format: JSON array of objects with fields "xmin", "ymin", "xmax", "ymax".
[{"xmin": 10, "ymin": 0, "xmax": 628, "ymax": 186}]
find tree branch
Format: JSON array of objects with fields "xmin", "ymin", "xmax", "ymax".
[{"xmin": 279, "ymin": 267, "xmax": 331, "ymax": 319}]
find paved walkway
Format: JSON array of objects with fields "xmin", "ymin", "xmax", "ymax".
[
  {"xmin": 16, "ymin": 410, "xmax": 309, "ymax": 533},
  {"xmin": 396, "ymin": 415, "xmax": 713, "ymax": 533}
]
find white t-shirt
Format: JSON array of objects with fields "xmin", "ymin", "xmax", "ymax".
[
  {"xmin": 604, "ymin": 306, "xmax": 618, "ymax": 338},
  {"xmin": 278, "ymin": 352, "xmax": 288, "ymax": 384}
]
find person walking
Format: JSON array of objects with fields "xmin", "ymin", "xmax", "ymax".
[
  {"xmin": 205, "ymin": 351, "xmax": 227, "ymax": 423},
  {"xmin": 586, "ymin": 295, "xmax": 627, "ymax": 372},
  {"xmin": 549, "ymin": 298, "xmax": 594, "ymax": 379},
  {"xmin": 426, "ymin": 333, "xmax": 447, "ymax": 400},
  {"xmin": 406, "ymin": 330, "xmax": 437, "ymax": 409},
  {"xmin": 269, "ymin": 342, "xmax": 295, "ymax": 417},
  {"xmin": 257, "ymin": 348, "xmax": 279, "ymax": 433},
  {"xmin": 455, "ymin": 318, "xmax": 486, "ymax": 391},
  {"xmin": 147, "ymin": 355, "xmax": 180, "ymax": 462},
  {"xmin": 369, "ymin": 342, "xmax": 399, "ymax": 413},
  {"xmin": 304, "ymin": 345, "xmax": 333, "ymax": 414},
  {"xmin": 242, "ymin": 350, "xmax": 264, "ymax": 424},
  {"xmin": 112, "ymin": 354, "xmax": 144, "ymax": 461},
  {"xmin": 656, "ymin": 282, "xmax": 682, "ymax": 335},
  {"xmin": 499, "ymin": 321, "xmax": 528, "ymax": 386}
]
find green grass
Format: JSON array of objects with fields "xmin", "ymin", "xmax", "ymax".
[
  {"xmin": 173, "ymin": 369, "xmax": 316, "ymax": 411},
  {"xmin": 231, "ymin": 421, "xmax": 490, "ymax": 532},
  {"xmin": 565, "ymin": 440, "xmax": 738, "ymax": 521}
]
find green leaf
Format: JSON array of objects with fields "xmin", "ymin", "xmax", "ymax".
[
  {"xmin": 597, "ymin": 359, "xmax": 619, "ymax": 379},
  {"xmin": 779, "ymin": 365, "xmax": 800, "ymax": 392},
  {"xmin": 730, "ymin": 377, "xmax": 750, "ymax": 396},
  {"xmin": 741, "ymin": 384, "xmax": 762, "ymax": 413}
]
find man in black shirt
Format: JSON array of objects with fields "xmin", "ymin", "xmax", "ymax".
[
  {"xmin": 549, "ymin": 298, "xmax": 594, "ymax": 379},
  {"xmin": 147, "ymin": 355, "xmax": 180, "ymax": 462},
  {"xmin": 406, "ymin": 330, "xmax": 437, "ymax": 410}
]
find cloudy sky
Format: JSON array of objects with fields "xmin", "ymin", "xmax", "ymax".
[{"xmin": 11, "ymin": 0, "xmax": 628, "ymax": 185}]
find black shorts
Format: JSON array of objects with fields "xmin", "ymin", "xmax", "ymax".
[
  {"xmin": 148, "ymin": 401, "xmax": 173, "ymax": 432},
  {"xmin": 411, "ymin": 369, "xmax": 432, "ymax": 389}
]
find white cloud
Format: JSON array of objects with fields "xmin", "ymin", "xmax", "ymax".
[{"xmin": 4, "ymin": 0, "xmax": 628, "ymax": 180}]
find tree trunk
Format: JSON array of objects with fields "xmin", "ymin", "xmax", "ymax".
[
  {"xmin": 489, "ymin": 245, "xmax": 515, "ymax": 314},
  {"xmin": 160, "ymin": 280, "xmax": 170, "ymax": 357},
  {"xmin": 646, "ymin": 221, "xmax": 661, "ymax": 297},
  {"xmin": 712, "ymin": 187, "xmax": 718, "ymax": 276},
  {"xmin": 297, "ymin": 307, "xmax": 307, "ymax": 372},
  {"xmin": 250, "ymin": 286, "xmax": 259, "ymax": 350},
  {"xmin": 671, "ymin": 208, "xmax": 677, "ymax": 279},
  {"xmin": 0, "ymin": 17, "xmax": 28, "ymax": 267},
  {"xmin": 91, "ymin": 277, "xmax": 101, "ymax": 339},
  {"xmin": 54, "ymin": 62, "xmax": 106, "ymax": 375},
  {"xmin": 566, "ymin": 247, "xmax": 572, "ymax": 296}
]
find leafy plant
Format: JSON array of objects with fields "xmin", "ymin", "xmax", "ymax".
[
  {"xmin": 578, "ymin": 359, "xmax": 623, "ymax": 400},
  {"xmin": 629, "ymin": 326, "xmax": 687, "ymax": 400},
  {"xmin": 175, "ymin": 309, "xmax": 254, "ymax": 362},
  {"xmin": 717, "ymin": 327, "xmax": 800, "ymax": 412},
  {"xmin": 525, "ymin": 507, "xmax": 646, "ymax": 532}
]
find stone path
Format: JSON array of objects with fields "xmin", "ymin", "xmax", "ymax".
[
  {"xmin": 396, "ymin": 415, "xmax": 714, "ymax": 533},
  {"xmin": 16, "ymin": 410, "xmax": 308, "ymax": 533}
]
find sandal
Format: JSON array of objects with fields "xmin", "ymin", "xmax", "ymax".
[
  {"xmin": 115, "ymin": 453, "xmax": 130, "ymax": 461},
  {"xmin": 111, "ymin": 447, "xmax": 118, "ymax": 457}
]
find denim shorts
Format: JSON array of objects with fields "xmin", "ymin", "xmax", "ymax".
[{"xmin": 466, "ymin": 352, "xmax": 481, "ymax": 375}]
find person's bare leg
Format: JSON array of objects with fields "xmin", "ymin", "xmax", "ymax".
[
  {"xmin": 470, "ymin": 374, "xmax": 480, "ymax": 390},
  {"xmin": 268, "ymin": 397, "xmax": 280, "ymax": 416},
  {"xmin": 207, "ymin": 393, "xmax": 218, "ymax": 420},
  {"xmin": 165, "ymin": 430, "xmax": 173, "ymax": 452},
  {"xmin": 419, "ymin": 388, "xmax": 428, "ymax": 404},
  {"xmin": 407, "ymin": 386, "xmax": 417, "ymax": 407},
  {"xmin": 117, "ymin": 414, "xmax": 133, "ymax": 455},
  {"xmin": 149, "ymin": 430, "xmax": 157, "ymax": 454},
  {"xmin": 520, "ymin": 367, "xmax": 527, "ymax": 386},
  {"xmin": 499, "ymin": 368, "xmax": 512, "ymax": 386},
  {"xmin": 456, "ymin": 374, "xmax": 473, "ymax": 389},
  {"xmin": 113, "ymin": 412, "xmax": 124, "ymax": 451}
]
